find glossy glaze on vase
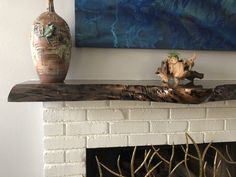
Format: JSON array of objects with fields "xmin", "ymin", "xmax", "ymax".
[{"xmin": 31, "ymin": 0, "xmax": 72, "ymax": 83}]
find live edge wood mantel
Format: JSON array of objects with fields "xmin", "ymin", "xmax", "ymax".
[{"xmin": 8, "ymin": 80, "xmax": 236, "ymax": 104}]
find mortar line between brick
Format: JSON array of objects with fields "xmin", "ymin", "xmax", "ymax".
[
  {"xmin": 108, "ymin": 122, "xmax": 111, "ymax": 134},
  {"xmin": 205, "ymin": 108, "xmax": 209, "ymax": 119},
  {"xmin": 128, "ymin": 109, "xmax": 131, "ymax": 120},
  {"xmin": 148, "ymin": 121, "xmax": 151, "ymax": 133},
  {"xmin": 85, "ymin": 109, "xmax": 88, "ymax": 121},
  {"xmin": 63, "ymin": 150, "xmax": 66, "ymax": 163},
  {"xmin": 63, "ymin": 124, "xmax": 66, "ymax": 136},
  {"xmin": 107, "ymin": 100, "xmax": 111, "ymax": 107},
  {"xmin": 224, "ymin": 120, "xmax": 227, "ymax": 130},
  {"xmin": 127, "ymin": 135, "xmax": 131, "ymax": 146},
  {"xmin": 169, "ymin": 108, "xmax": 171, "ymax": 120},
  {"xmin": 166, "ymin": 134, "xmax": 170, "ymax": 144},
  {"xmin": 187, "ymin": 121, "xmax": 190, "ymax": 131}
]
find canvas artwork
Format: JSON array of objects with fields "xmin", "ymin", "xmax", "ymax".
[{"xmin": 75, "ymin": 0, "xmax": 236, "ymax": 50}]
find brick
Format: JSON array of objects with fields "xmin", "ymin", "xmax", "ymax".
[
  {"xmin": 207, "ymin": 108, "xmax": 236, "ymax": 119},
  {"xmin": 225, "ymin": 100, "xmax": 236, "ymax": 106},
  {"xmin": 151, "ymin": 102, "xmax": 225, "ymax": 108},
  {"xmin": 109, "ymin": 101, "xmax": 150, "ymax": 108},
  {"xmin": 43, "ymin": 102, "xmax": 65, "ymax": 108},
  {"xmin": 130, "ymin": 109, "xmax": 169, "ymax": 120},
  {"xmin": 168, "ymin": 133, "xmax": 204, "ymax": 145},
  {"xmin": 87, "ymin": 109, "xmax": 125, "ymax": 120},
  {"xmin": 129, "ymin": 134, "xmax": 167, "ymax": 146},
  {"xmin": 188, "ymin": 101, "xmax": 226, "ymax": 108},
  {"xmin": 65, "ymin": 101, "xmax": 109, "ymax": 108},
  {"xmin": 44, "ymin": 137, "xmax": 85, "ymax": 150},
  {"xmin": 151, "ymin": 102, "xmax": 187, "ymax": 108},
  {"xmin": 201, "ymin": 101, "xmax": 226, "ymax": 107},
  {"xmin": 204, "ymin": 131, "xmax": 236, "ymax": 143},
  {"xmin": 190, "ymin": 120, "xmax": 224, "ymax": 132},
  {"xmin": 44, "ymin": 109, "xmax": 86, "ymax": 122},
  {"xmin": 226, "ymin": 119, "xmax": 236, "ymax": 130},
  {"xmin": 151, "ymin": 121, "xmax": 188, "ymax": 133},
  {"xmin": 44, "ymin": 163, "xmax": 85, "ymax": 177},
  {"xmin": 44, "ymin": 151, "xmax": 64, "ymax": 164},
  {"xmin": 110, "ymin": 121, "xmax": 149, "ymax": 134},
  {"xmin": 44, "ymin": 123, "xmax": 64, "ymax": 136},
  {"xmin": 87, "ymin": 135, "xmax": 128, "ymax": 148},
  {"xmin": 171, "ymin": 108, "xmax": 206, "ymax": 119},
  {"xmin": 67, "ymin": 122, "xmax": 108, "ymax": 135},
  {"xmin": 66, "ymin": 149, "xmax": 85, "ymax": 163}
]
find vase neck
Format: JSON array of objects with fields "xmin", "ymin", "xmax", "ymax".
[{"xmin": 48, "ymin": 0, "xmax": 55, "ymax": 12}]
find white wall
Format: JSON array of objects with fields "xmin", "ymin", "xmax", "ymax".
[{"xmin": 0, "ymin": 0, "xmax": 236, "ymax": 177}]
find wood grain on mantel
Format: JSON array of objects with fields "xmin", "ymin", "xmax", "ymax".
[{"xmin": 8, "ymin": 80, "xmax": 236, "ymax": 104}]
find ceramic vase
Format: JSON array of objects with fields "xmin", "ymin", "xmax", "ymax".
[{"xmin": 31, "ymin": 0, "xmax": 72, "ymax": 83}]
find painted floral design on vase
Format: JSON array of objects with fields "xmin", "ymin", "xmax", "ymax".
[{"xmin": 31, "ymin": 0, "xmax": 72, "ymax": 83}]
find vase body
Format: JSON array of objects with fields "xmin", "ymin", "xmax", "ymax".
[{"xmin": 31, "ymin": 0, "xmax": 72, "ymax": 83}]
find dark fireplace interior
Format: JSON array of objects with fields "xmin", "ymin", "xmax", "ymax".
[{"xmin": 87, "ymin": 142, "xmax": 236, "ymax": 177}]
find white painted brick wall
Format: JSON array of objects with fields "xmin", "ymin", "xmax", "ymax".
[
  {"xmin": 226, "ymin": 119, "xmax": 236, "ymax": 130},
  {"xmin": 168, "ymin": 132, "xmax": 204, "ymax": 144},
  {"xmin": 66, "ymin": 122, "xmax": 108, "ymax": 135},
  {"xmin": 171, "ymin": 108, "xmax": 206, "ymax": 119},
  {"xmin": 44, "ymin": 109, "xmax": 86, "ymax": 122},
  {"xmin": 110, "ymin": 100, "xmax": 150, "ymax": 108},
  {"xmin": 189, "ymin": 120, "xmax": 224, "ymax": 132},
  {"xmin": 44, "ymin": 123, "xmax": 64, "ymax": 136},
  {"xmin": 43, "ymin": 101, "xmax": 236, "ymax": 177},
  {"xmin": 66, "ymin": 101, "xmax": 109, "ymax": 108},
  {"xmin": 87, "ymin": 109, "xmax": 125, "ymax": 120},
  {"xmin": 66, "ymin": 149, "xmax": 85, "ymax": 163},
  {"xmin": 204, "ymin": 131, "xmax": 236, "ymax": 142},
  {"xmin": 44, "ymin": 163, "xmax": 85, "ymax": 177},
  {"xmin": 87, "ymin": 135, "xmax": 128, "ymax": 148},
  {"xmin": 44, "ymin": 137, "xmax": 85, "ymax": 150},
  {"xmin": 110, "ymin": 121, "xmax": 149, "ymax": 134},
  {"xmin": 130, "ymin": 109, "xmax": 169, "ymax": 120},
  {"xmin": 129, "ymin": 134, "xmax": 167, "ymax": 146},
  {"xmin": 150, "ymin": 121, "xmax": 188, "ymax": 133},
  {"xmin": 44, "ymin": 151, "xmax": 64, "ymax": 164},
  {"xmin": 207, "ymin": 108, "xmax": 236, "ymax": 118}
]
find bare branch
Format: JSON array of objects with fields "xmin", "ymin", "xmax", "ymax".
[
  {"xmin": 169, "ymin": 160, "xmax": 185, "ymax": 175},
  {"xmin": 203, "ymin": 161, "xmax": 207, "ymax": 177},
  {"xmin": 213, "ymin": 152, "xmax": 218, "ymax": 177},
  {"xmin": 226, "ymin": 145, "xmax": 233, "ymax": 161},
  {"xmin": 169, "ymin": 144, "xmax": 175, "ymax": 174},
  {"xmin": 99, "ymin": 161, "xmax": 125, "ymax": 177},
  {"xmin": 152, "ymin": 146, "xmax": 170, "ymax": 164},
  {"xmin": 226, "ymin": 168, "xmax": 232, "ymax": 177},
  {"xmin": 181, "ymin": 145, "xmax": 199, "ymax": 161},
  {"xmin": 211, "ymin": 146, "xmax": 236, "ymax": 164},
  {"xmin": 202, "ymin": 142, "xmax": 212, "ymax": 161},
  {"xmin": 185, "ymin": 133, "xmax": 192, "ymax": 177},
  {"xmin": 96, "ymin": 156, "xmax": 103, "ymax": 177},
  {"xmin": 186, "ymin": 133, "xmax": 203, "ymax": 177},
  {"xmin": 148, "ymin": 150, "xmax": 157, "ymax": 168},
  {"xmin": 134, "ymin": 149, "xmax": 151, "ymax": 174},
  {"xmin": 117, "ymin": 155, "xmax": 123, "ymax": 176},
  {"xmin": 144, "ymin": 161, "xmax": 162, "ymax": 177},
  {"xmin": 130, "ymin": 146, "xmax": 137, "ymax": 177}
]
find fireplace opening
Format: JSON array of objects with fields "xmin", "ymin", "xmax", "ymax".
[{"xmin": 86, "ymin": 142, "xmax": 236, "ymax": 177}]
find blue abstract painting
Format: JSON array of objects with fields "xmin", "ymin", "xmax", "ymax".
[{"xmin": 75, "ymin": 0, "xmax": 236, "ymax": 50}]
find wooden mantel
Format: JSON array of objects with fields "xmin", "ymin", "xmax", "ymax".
[{"xmin": 8, "ymin": 80, "xmax": 236, "ymax": 104}]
